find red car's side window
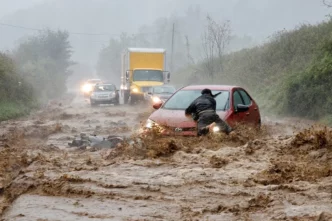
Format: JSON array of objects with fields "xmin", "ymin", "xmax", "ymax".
[
  {"xmin": 239, "ymin": 90, "xmax": 252, "ymax": 105},
  {"xmin": 233, "ymin": 90, "xmax": 244, "ymax": 110}
]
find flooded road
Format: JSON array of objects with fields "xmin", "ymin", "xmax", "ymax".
[{"xmin": 1, "ymin": 94, "xmax": 332, "ymax": 221}]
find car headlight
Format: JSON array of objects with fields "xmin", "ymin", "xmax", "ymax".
[
  {"xmin": 212, "ymin": 126, "xmax": 220, "ymax": 133},
  {"xmin": 145, "ymin": 119, "xmax": 156, "ymax": 129},
  {"xmin": 132, "ymin": 88, "xmax": 139, "ymax": 93},
  {"xmin": 152, "ymin": 96, "xmax": 161, "ymax": 103},
  {"xmin": 82, "ymin": 84, "xmax": 92, "ymax": 92},
  {"xmin": 91, "ymin": 93, "xmax": 97, "ymax": 98}
]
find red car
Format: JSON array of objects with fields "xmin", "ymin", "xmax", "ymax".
[{"xmin": 144, "ymin": 85, "xmax": 261, "ymax": 136}]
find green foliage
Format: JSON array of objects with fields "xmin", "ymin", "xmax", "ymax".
[
  {"xmin": 283, "ymin": 36, "xmax": 332, "ymax": 119},
  {"xmin": 0, "ymin": 53, "xmax": 37, "ymax": 121},
  {"xmin": 179, "ymin": 19, "xmax": 332, "ymax": 123},
  {"xmin": 0, "ymin": 102, "xmax": 32, "ymax": 121},
  {"xmin": 14, "ymin": 29, "xmax": 74, "ymax": 103},
  {"xmin": 0, "ymin": 29, "xmax": 74, "ymax": 121}
]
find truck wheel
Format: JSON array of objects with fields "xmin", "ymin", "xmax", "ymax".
[
  {"xmin": 114, "ymin": 99, "xmax": 120, "ymax": 105},
  {"xmin": 124, "ymin": 91, "xmax": 130, "ymax": 104},
  {"xmin": 90, "ymin": 99, "xmax": 97, "ymax": 107},
  {"xmin": 129, "ymin": 95, "xmax": 136, "ymax": 105}
]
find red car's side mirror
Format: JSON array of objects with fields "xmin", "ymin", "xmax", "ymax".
[{"xmin": 153, "ymin": 102, "xmax": 162, "ymax": 110}]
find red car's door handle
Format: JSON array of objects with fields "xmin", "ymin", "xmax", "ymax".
[{"xmin": 246, "ymin": 112, "xmax": 250, "ymax": 116}]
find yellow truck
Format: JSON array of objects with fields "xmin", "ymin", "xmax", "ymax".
[{"xmin": 120, "ymin": 48, "xmax": 170, "ymax": 104}]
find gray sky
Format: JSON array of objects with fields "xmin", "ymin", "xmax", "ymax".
[
  {"xmin": 1, "ymin": 1, "xmax": 329, "ymax": 39},
  {"xmin": 0, "ymin": 0, "xmax": 330, "ymax": 66},
  {"xmin": 0, "ymin": 0, "xmax": 46, "ymax": 17}
]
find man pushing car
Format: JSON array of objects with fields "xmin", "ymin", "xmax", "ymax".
[{"xmin": 185, "ymin": 88, "xmax": 233, "ymax": 136}]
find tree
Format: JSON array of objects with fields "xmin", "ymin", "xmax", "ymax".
[
  {"xmin": 96, "ymin": 33, "xmax": 139, "ymax": 86},
  {"xmin": 14, "ymin": 29, "xmax": 74, "ymax": 102},
  {"xmin": 323, "ymin": 0, "xmax": 332, "ymax": 7},
  {"xmin": 185, "ymin": 35, "xmax": 195, "ymax": 65},
  {"xmin": 0, "ymin": 52, "xmax": 35, "ymax": 105},
  {"xmin": 201, "ymin": 15, "xmax": 231, "ymax": 77}
]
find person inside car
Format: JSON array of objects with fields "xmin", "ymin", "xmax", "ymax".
[{"xmin": 185, "ymin": 88, "xmax": 233, "ymax": 136}]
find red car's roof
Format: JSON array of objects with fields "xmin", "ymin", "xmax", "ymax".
[{"xmin": 180, "ymin": 85, "xmax": 238, "ymax": 91}]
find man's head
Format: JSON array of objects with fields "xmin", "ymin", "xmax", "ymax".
[
  {"xmin": 201, "ymin": 88, "xmax": 213, "ymax": 96},
  {"xmin": 201, "ymin": 88, "xmax": 221, "ymax": 98}
]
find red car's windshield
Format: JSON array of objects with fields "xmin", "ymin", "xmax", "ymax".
[{"xmin": 163, "ymin": 90, "xmax": 230, "ymax": 110}]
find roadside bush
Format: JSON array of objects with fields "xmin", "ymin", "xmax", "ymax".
[
  {"xmin": 14, "ymin": 29, "xmax": 74, "ymax": 104},
  {"xmin": 179, "ymin": 19, "xmax": 332, "ymax": 123},
  {"xmin": 0, "ymin": 102, "xmax": 32, "ymax": 121},
  {"xmin": 0, "ymin": 53, "xmax": 37, "ymax": 120},
  {"xmin": 284, "ymin": 37, "xmax": 332, "ymax": 119},
  {"xmin": 0, "ymin": 29, "xmax": 74, "ymax": 121}
]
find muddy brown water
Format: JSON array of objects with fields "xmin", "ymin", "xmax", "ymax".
[{"xmin": 1, "ymin": 95, "xmax": 332, "ymax": 221}]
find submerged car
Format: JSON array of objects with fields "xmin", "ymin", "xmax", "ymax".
[
  {"xmin": 90, "ymin": 83, "xmax": 119, "ymax": 106},
  {"xmin": 144, "ymin": 85, "xmax": 177, "ymax": 105},
  {"xmin": 144, "ymin": 85, "xmax": 261, "ymax": 136},
  {"xmin": 81, "ymin": 79, "xmax": 103, "ymax": 97}
]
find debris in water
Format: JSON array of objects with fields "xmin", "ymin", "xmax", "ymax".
[{"xmin": 68, "ymin": 133, "xmax": 124, "ymax": 149}]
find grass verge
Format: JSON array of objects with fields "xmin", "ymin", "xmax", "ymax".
[{"xmin": 0, "ymin": 101, "xmax": 34, "ymax": 121}]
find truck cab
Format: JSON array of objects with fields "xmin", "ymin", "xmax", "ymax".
[{"xmin": 126, "ymin": 69, "xmax": 170, "ymax": 102}]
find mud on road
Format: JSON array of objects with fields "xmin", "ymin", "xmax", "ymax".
[{"xmin": 1, "ymin": 94, "xmax": 332, "ymax": 221}]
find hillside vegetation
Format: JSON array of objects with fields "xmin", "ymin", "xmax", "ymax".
[
  {"xmin": 175, "ymin": 19, "xmax": 332, "ymax": 124},
  {"xmin": 0, "ymin": 29, "xmax": 74, "ymax": 121},
  {"xmin": 0, "ymin": 53, "xmax": 36, "ymax": 121},
  {"xmin": 13, "ymin": 29, "xmax": 74, "ymax": 103}
]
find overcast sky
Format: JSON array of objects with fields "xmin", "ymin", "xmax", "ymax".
[
  {"xmin": 1, "ymin": 0, "xmax": 329, "ymax": 33},
  {"xmin": 0, "ymin": 0, "xmax": 330, "ymax": 66},
  {"xmin": 0, "ymin": 0, "xmax": 47, "ymax": 17}
]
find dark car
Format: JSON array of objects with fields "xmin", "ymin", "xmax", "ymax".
[
  {"xmin": 90, "ymin": 83, "xmax": 119, "ymax": 106},
  {"xmin": 144, "ymin": 85, "xmax": 261, "ymax": 136},
  {"xmin": 144, "ymin": 85, "xmax": 177, "ymax": 105}
]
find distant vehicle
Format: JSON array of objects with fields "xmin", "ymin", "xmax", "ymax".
[
  {"xmin": 144, "ymin": 85, "xmax": 177, "ymax": 105},
  {"xmin": 81, "ymin": 79, "xmax": 103, "ymax": 97},
  {"xmin": 144, "ymin": 85, "xmax": 261, "ymax": 136},
  {"xmin": 120, "ymin": 48, "xmax": 171, "ymax": 104},
  {"xmin": 90, "ymin": 83, "xmax": 119, "ymax": 106}
]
